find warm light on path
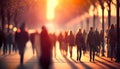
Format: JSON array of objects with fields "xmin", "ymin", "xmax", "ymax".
[{"xmin": 47, "ymin": 0, "xmax": 58, "ymax": 21}]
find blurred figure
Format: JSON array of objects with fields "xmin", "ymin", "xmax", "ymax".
[
  {"xmin": 83, "ymin": 29, "xmax": 87, "ymax": 55},
  {"xmin": 15, "ymin": 23, "xmax": 29, "ymax": 65},
  {"xmin": 108, "ymin": 24, "xmax": 116, "ymax": 61},
  {"xmin": 94, "ymin": 29, "xmax": 100, "ymax": 56},
  {"xmin": 30, "ymin": 30, "xmax": 39, "ymax": 55},
  {"xmin": 58, "ymin": 32, "xmax": 63, "ymax": 53},
  {"xmin": 75, "ymin": 29, "xmax": 84, "ymax": 61},
  {"xmin": 39, "ymin": 26, "xmax": 52, "ymax": 69},
  {"xmin": 87, "ymin": 27, "xmax": 96, "ymax": 62},
  {"xmin": 6, "ymin": 32, "xmax": 14, "ymax": 54},
  {"xmin": 63, "ymin": 31, "xmax": 69, "ymax": 56},
  {"xmin": 12, "ymin": 32, "xmax": 17, "ymax": 53},
  {"xmin": 3, "ymin": 33, "xmax": 7, "ymax": 55},
  {"xmin": 100, "ymin": 30, "xmax": 105, "ymax": 56},
  {"xmin": 0, "ymin": 29, "xmax": 5, "ymax": 54},
  {"xmin": 106, "ymin": 28, "xmax": 110, "ymax": 58},
  {"xmin": 68, "ymin": 30, "xmax": 75, "ymax": 58},
  {"xmin": 49, "ymin": 33, "xmax": 57, "ymax": 57}
]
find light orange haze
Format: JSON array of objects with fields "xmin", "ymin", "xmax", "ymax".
[{"xmin": 47, "ymin": 0, "xmax": 58, "ymax": 21}]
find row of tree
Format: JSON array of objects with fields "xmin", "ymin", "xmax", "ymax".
[{"xmin": 0, "ymin": 0, "xmax": 46, "ymax": 32}]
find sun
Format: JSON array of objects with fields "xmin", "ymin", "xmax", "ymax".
[{"xmin": 47, "ymin": 0, "xmax": 58, "ymax": 21}]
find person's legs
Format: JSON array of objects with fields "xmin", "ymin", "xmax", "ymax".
[
  {"xmin": 77, "ymin": 47, "xmax": 79, "ymax": 61},
  {"xmin": 89, "ymin": 46, "xmax": 92, "ymax": 62},
  {"xmin": 20, "ymin": 49, "xmax": 25, "ymax": 65},
  {"xmin": 93, "ymin": 47, "xmax": 95, "ymax": 61},
  {"xmin": 79, "ymin": 48, "xmax": 82, "ymax": 61},
  {"xmin": 102, "ymin": 42, "xmax": 105, "ymax": 56},
  {"xmin": 9, "ymin": 44, "xmax": 11, "ymax": 54},
  {"xmin": 69, "ymin": 46, "xmax": 72, "ymax": 57}
]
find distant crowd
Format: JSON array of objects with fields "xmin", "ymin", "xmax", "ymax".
[{"xmin": 0, "ymin": 23, "xmax": 119, "ymax": 69}]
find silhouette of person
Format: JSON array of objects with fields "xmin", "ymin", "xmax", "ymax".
[
  {"xmin": 75, "ymin": 29, "xmax": 84, "ymax": 61},
  {"xmin": 6, "ymin": 32, "xmax": 14, "ymax": 54},
  {"xmin": 108, "ymin": 24, "xmax": 116, "ymax": 61},
  {"xmin": 87, "ymin": 27, "xmax": 96, "ymax": 62},
  {"xmin": 100, "ymin": 30, "xmax": 105, "ymax": 56},
  {"xmin": 30, "ymin": 30, "xmax": 39, "ymax": 55},
  {"xmin": 63, "ymin": 31, "xmax": 69, "ymax": 56},
  {"xmin": 15, "ymin": 23, "xmax": 29, "ymax": 65},
  {"xmin": 82, "ymin": 29, "xmax": 87, "ymax": 55},
  {"xmin": 49, "ymin": 33, "xmax": 57, "ymax": 57},
  {"xmin": 39, "ymin": 26, "xmax": 52, "ymax": 69},
  {"xmin": 68, "ymin": 30, "xmax": 75, "ymax": 58},
  {"xmin": 58, "ymin": 32, "xmax": 63, "ymax": 53},
  {"xmin": 0, "ymin": 29, "xmax": 5, "ymax": 53},
  {"xmin": 94, "ymin": 29, "xmax": 100, "ymax": 56}
]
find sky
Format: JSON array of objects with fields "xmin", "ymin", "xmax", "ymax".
[{"xmin": 23, "ymin": 0, "xmax": 118, "ymax": 34}]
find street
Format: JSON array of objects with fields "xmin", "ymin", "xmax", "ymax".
[{"xmin": 0, "ymin": 41, "xmax": 120, "ymax": 69}]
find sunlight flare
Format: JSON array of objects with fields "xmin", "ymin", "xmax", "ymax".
[{"xmin": 47, "ymin": 0, "xmax": 58, "ymax": 21}]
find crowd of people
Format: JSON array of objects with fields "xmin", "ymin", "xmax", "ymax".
[{"xmin": 0, "ymin": 23, "xmax": 119, "ymax": 68}]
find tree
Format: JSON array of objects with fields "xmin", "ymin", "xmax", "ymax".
[
  {"xmin": 98, "ymin": 0, "xmax": 106, "ymax": 56},
  {"xmin": 88, "ymin": 0, "xmax": 98, "ymax": 28},
  {"xmin": 105, "ymin": 0, "xmax": 112, "ymax": 28},
  {"xmin": 115, "ymin": 0, "xmax": 120, "ymax": 63}
]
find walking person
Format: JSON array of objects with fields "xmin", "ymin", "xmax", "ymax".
[
  {"xmin": 30, "ymin": 31, "xmax": 39, "ymax": 55},
  {"xmin": 15, "ymin": 23, "xmax": 29, "ymax": 65},
  {"xmin": 68, "ymin": 30, "xmax": 75, "ymax": 58},
  {"xmin": 87, "ymin": 27, "xmax": 96, "ymax": 62},
  {"xmin": 0, "ymin": 29, "xmax": 5, "ymax": 54},
  {"xmin": 75, "ymin": 29, "xmax": 84, "ymax": 61},
  {"xmin": 94, "ymin": 29, "xmax": 100, "ymax": 56},
  {"xmin": 39, "ymin": 26, "xmax": 52, "ymax": 69},
  {"xmin": 100, "ymin": 30, "xmax": 105, "ymax": 56},
  {"xmin": 108, "ymin": 24, "xmax": 116, "ymax": 61}
]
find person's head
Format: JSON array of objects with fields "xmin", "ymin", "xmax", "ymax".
[
  {"xmin": 42, "ymin": 26, "xmax": 48, "ymax": 33},
  {"xmin": 90, "ymin": 27, "xmax": 93, "ymax": 31},
  {"xmin": 70, "ymin": 30, "xmax": 73, "ymax": 35},
  {"xmin": 111, "ymin": 24, "xmax": 114, "ymax": 29},
  {"xmin": 79, "ymin": 28, "xmax": 81, "ymax": 33},
  {"xmin": 20, "ymin": 22, "xmax": 25, "ymax": 31},
  {"xmin": 42, "ymin": 26, "xmax": 47, "ymax": 31}
]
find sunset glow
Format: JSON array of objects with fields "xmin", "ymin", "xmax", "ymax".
[{"xmin": 47, "ymin": 0, "xmax": 58, "ymax": 21}]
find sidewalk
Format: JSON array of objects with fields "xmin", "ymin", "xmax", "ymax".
[{"xmin": 0, "ymin": 42, "xmax": 120, "ymax": 69}]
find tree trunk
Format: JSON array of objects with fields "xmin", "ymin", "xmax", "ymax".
[
  {"xmin": 1, "ymin": 8, "xmax": 5, "ymax": 32},
  {"xmin": 108, "ymin": 3, "xmax": 111, "ymax": 29},
  {"xmin": 102, "ymin": 7, "xmax": 105, "ymax": 56},
  {"xmin": 93, "ymin": 14, "xmax": 95, "ymax": 29},
  {"xmin": 14, "ymin": 11, "xmax": 18, "ymax": 27},
  {"xmin": 86, "ymin": 18, "xmax": 89, "ymax": 33},
  {"xmin": 115, "ymin": 0, "xmax": 120, "ymax": 63},
  {"xmin": 7, "ymin": 10, "xmax": 11, "ymax": 32}
]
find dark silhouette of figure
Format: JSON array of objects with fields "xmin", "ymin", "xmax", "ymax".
[
  {"xmin": 100, "ymin": 30, "xmax": 105, "ymax": 56},
  {"xmin": 106, "ymin": 28, "xmax": 111, "ymax": 58},
  {"xmin": 58, "ymin": 32, "xmax": 63, "ymax": 52},
  {"xmin": 75, "ymin": 29, "xmax": 84, "ymax": 61},
  {"xmin": 63, "ymin": 31, "xmax": 69, "ymax": 56},
  {"xmin": 108, "ymin": 24, "xmax": 116, "ymax": 61},
  {"xmin": 15, "ymin": 23, "xmax": 29, "ymax": 65},
  {"xmin": 39, "ymin": 26, "xmax": 52, "ymax": 69},
  {"xmin": 3, "ymin": 33, "xmax": 7, "ymax": 55},
  {"xmin": 0, "ymin": 29, "xmax": 5, "ymax": 53},
  {"xmin": 6, "ymin": 32, "xmax": 14, "ymax": 54},
  {"xmin": 49, "ymin": 33, "xmax": 57, "ymax": 57},
  {"xmin": 87, "ymin": 27, "xmax": 96, "ymax": 62},
  {"xmin": 30, "ymin": 31, "xmax": 39, "ymax": 55},
  {"xmin": 82, "ymin": 29, "xmax": 87, "ymax": 55},
  {"xmin": 94, "ymin": 29, "xmax": 100, "ymax": 56},
  {"xmin": 68, "ymin": 30, "xmax": 75, "ymax": 58}
]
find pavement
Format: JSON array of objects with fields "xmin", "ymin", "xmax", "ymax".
[{"xmin": 0, "ymin": 41, "xmax": 120, "ymax": 69}]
